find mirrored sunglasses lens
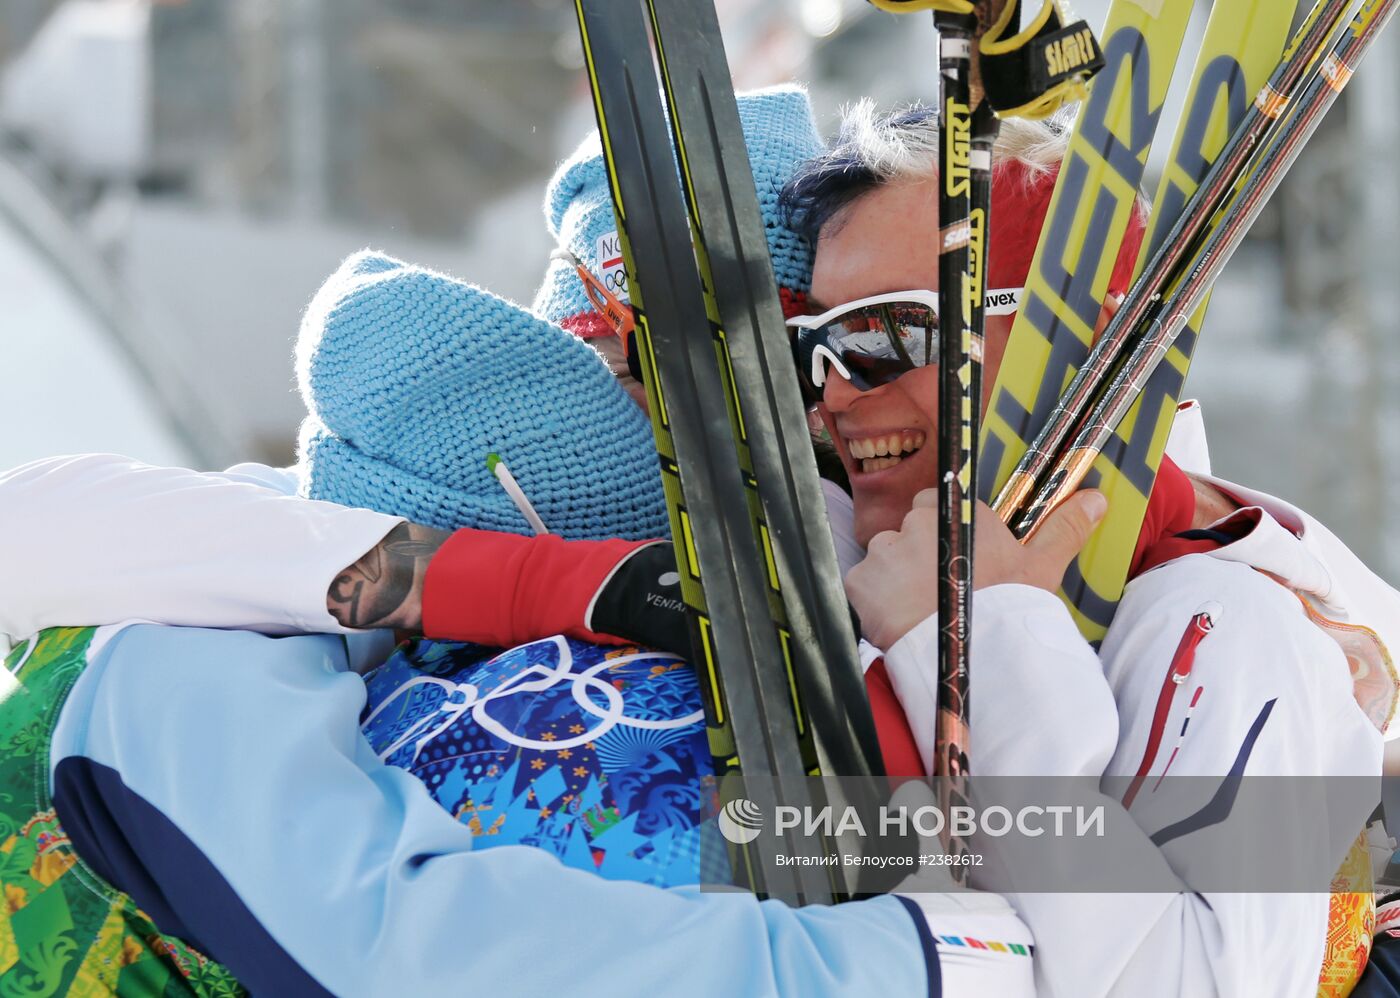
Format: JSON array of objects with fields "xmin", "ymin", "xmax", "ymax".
[
  {"xmin": 792, "ymin": 301, "xmax": 938, "ymax": 400},
  {"xmin": 829, "ymin": 303, "xmax": 938, "ymax": 380}
]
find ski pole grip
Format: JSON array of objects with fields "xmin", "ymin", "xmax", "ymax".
[{"xmin": 979, "ymin": 0, "xmax": 1104, "ymax": 119}]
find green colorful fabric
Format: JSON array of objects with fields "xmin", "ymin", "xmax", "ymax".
[{"xmin": 0, "ymin": 628, "xmax": 245, "ymax": 997}]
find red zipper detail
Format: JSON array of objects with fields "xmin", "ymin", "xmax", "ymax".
[
  {"xmin": 1151, "ymin": 686, "xmax": 1204, "ymax": 794},
  {"xmin": 1122, "ymin": 611, "xmax": 1214, "ymax": 809}
]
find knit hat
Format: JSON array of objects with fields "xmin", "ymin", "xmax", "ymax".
[
  {"xmin": 296, "ymin": 250, "xmax": 669, "ymax": 541},
  {"xmin": 532, "ymin": 85, "xmax": 824, "ymax": 339}
]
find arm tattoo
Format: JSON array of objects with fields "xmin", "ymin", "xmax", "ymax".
[{"xmin": 327, "ymin": 522, "xmax": 450, "ymax": 630}]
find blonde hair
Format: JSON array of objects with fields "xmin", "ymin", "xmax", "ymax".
[
  {"xmin": 834, "ymin": 97, "xmax": 1074, "ymax": 184},
  {"xmin": 780, "ymin": 99, "xmax": 1078, "ymax": 238}
]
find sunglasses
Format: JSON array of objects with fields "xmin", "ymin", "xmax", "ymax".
[
  {"xmin": 785, "ymin": 288, "xmax": 1023, "ymax": 404},
  {"xmin": 562, "ymin": 250, "xmax": 1024, "ymax": 407}
]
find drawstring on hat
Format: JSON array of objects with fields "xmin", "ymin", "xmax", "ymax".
[{"xmin": 486, "ymin": 452, "xmax": 550, "ymax": 536}]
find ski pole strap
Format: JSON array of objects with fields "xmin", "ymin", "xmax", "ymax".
[
  {"xmin": 979, "ymin": 0, "xmax": 1103, "ymax": 119},
  {"xmin": 863, "ymin": 0, "xmax": 1102, "ymax": 119}
]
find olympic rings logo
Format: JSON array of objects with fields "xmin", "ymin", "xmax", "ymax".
[
  {"xmin": 603, "ymin": 269, "xmax": 628, "ymax": 295},
  {"xmin": 363, "ymin": 635, "xmax": 704, "ymax": 764}
]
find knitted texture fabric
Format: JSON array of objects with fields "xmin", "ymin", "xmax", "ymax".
[
  {"xmin": 531, "ymin": 85, "xmax": 824, "ymax": 340},
  {"xmin": 296, "ymin": 250, "xmax": 669, "ymax": 541}
]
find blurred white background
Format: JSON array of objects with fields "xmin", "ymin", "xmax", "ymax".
[{"xmin": 1, "ymin": 0, "xmax": 1398, "ymax": 579}]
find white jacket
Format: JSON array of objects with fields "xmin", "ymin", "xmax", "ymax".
[
  {"xmin": 0, "ymin": 402, "xmax": 1390, "ymax": 998},
  {"xmin": 867, "ymin": 402, "xmax": 1389, "ymax": 997}
]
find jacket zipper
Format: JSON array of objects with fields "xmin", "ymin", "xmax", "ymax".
[{"xmin": 1122, "ymin": 606, "xmax": 1218, "ymax": 809}]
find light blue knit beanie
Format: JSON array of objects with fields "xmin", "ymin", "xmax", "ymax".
[
  {"xmin": 296, "ymin": 250, "xmax": 670, "ymax": 541},
  {"xmin": 532, "ymin": 85, "xmax": 824, "ymax": 340}
]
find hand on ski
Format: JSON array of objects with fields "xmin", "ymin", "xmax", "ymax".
[
  {"xmin": 978, "ymin": 489, "xmax": 1109, "ymax": 592},
  {"xmin": 845, "ymin": 488, "xmax": 1108, "ymax": 650},
  {"xmin": 422, "ymin": 528, "xmax": 690, "ymax": 655}
]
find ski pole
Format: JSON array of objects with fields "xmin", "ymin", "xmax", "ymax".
[
  {"xmin": 867, "ymin": 0, "xmax": 993, "ymax": 880},
  {"xmin": 868, "ymin": 0, "xmax": 1087, "ymax": 880},
  {"xmin": 992, "ymin": 0, "xmax": 1357, "ymax": 528},
  {"xmin": 931, "ymin": 2, "xmax": 980, "ymax": 883},
  {"xmin": 1009, "ymin": 0, "xmax": 1396, "ymax": 538}
]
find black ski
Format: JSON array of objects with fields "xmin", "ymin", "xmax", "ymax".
[
  {"xmin": 574, "ymin": 0, "xmax": 838, "ymax": 904},
  {"xmin": 642, "ymin": 0, "xmax": 884, "ymax": 892}
]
